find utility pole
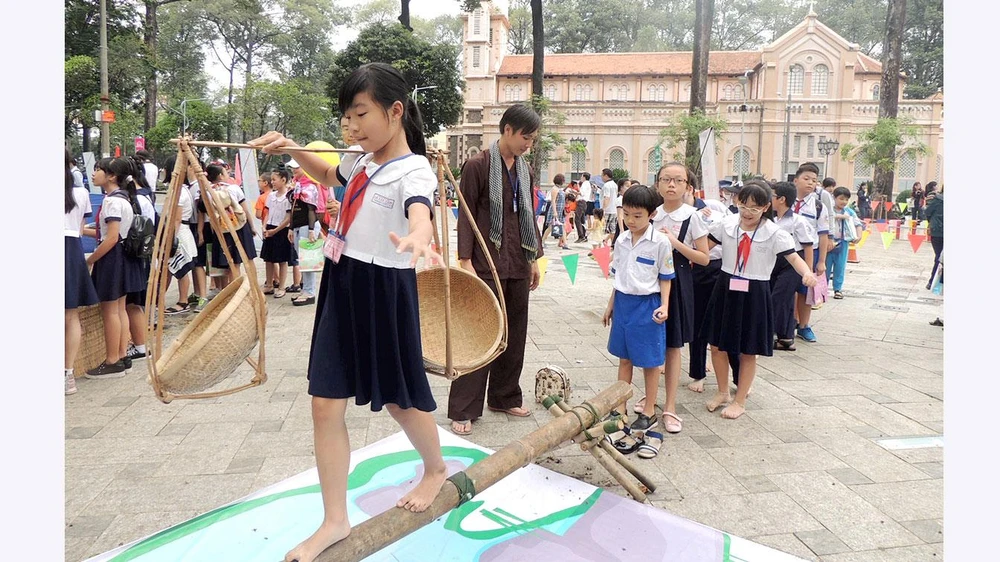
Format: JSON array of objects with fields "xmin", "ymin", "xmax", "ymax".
[
  {"xmin": 781, "ymin": 91, "xmax": 792, "ymax": 180},
  {"xmin": 99, "ymin": 0, "xmax": 111, "ymax": 157}
]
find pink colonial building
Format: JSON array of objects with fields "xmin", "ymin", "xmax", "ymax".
[{"xmin": 447, "ymin": 1, "xmax": 944, "ymax": 191}]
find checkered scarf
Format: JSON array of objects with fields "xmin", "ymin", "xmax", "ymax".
[{"xmin": 488, "ymin": 140, "xmax": 537, "ymax": 262}]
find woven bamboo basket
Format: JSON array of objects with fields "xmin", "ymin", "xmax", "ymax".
[
  {"xmin": 144, "ymin": 142, "xmax": 267, "ymax": 403},
  {"xmin": 417, "ymin": 267, "xmax": 503, "ymax": 375},
  {"xmin": 417, "ymin": 151, "xmax": 508, "ymax": 380},
  {"xmin": 72, "ymin": 304, "xmax": 106, "ymax": 376}
]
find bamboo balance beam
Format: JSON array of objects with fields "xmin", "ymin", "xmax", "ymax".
[
  {"xmin": 168, "ymin": 139, "xmax": 365, "ymax": 154},
  {"xmin": 314, "ymin": 381, "xmax": 632, "ymax": 562}
]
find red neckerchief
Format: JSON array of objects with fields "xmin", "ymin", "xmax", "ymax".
[{"xmin": 336, "ymin": 169, "xmax": 369, "ymax": 238}]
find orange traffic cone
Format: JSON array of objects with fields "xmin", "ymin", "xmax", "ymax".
[{"xmin": 847, "ymin": 243, "xmax": 860, "ymax": 263}]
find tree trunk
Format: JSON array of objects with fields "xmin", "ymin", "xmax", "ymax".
[
  {"xmin": 686, "ymin": 0, "xmax": 714, "ymax": 179},
  {"xmin": 529, "ymin": 0, "xmax": 544, "ymax": 179},
  {"xmin": 243, "ymin": 51, "xmax": 253, "ymax": 145},
  {"xmin": 143, "ymin": 2, "xmax": 158, "ymax": 133},
  {"xmin": 226, "ymin": 65, "xmax": 235, "ymax": 147},
  {"xmin": 876, "ymin": 0, "xmax": 907, "ymax": 202},
  {"xmin": 398, "ymin": 0, "xmax": 412, "ymax": 31}
]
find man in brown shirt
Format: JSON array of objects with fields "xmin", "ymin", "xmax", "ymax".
[{"xmin": 449, "ymin": 104, "xmax": 544, "ymax": 435}]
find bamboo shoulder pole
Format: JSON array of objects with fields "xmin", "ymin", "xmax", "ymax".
[{"xmin": 315, "ymin": 381, "xmax": 632, "ymax": 562}]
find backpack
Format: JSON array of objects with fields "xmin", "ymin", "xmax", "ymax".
[{"xmin": 110, "ymin": 192, "xmax": 155, "ymax": 259}]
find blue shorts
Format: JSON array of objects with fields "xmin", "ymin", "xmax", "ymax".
[
  {"xmin": 797, "ymin": 246, "xmax": 821, "ymax": 295},
  {"xmin": 608, "ymin": 291, "xmax": 666, "ymax": 368}
]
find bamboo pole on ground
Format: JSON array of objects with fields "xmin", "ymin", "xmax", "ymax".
[
  {"xmin": 168, "ymin": 138, "xmax": 364, "ymax": 154},
  {"xmin": 314, "ymin": 381, "xmax": 632, "ymax": 562},
  {"xmin": 553, "ymin": 397, "xmax": 658, "ymax": 494}
]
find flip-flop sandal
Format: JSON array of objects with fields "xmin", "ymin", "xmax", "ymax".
[
  {"xmin": 292, "ymin": 296, "xmax": 316, "ymax": 307},
  {"xmin": 274, "ymin": 290, "xmax": 286, "ymax": 299},
  {"xmin": 662, "ymin": 412, "xmax": 683, "ymax": 434},
  {"xmin": 637, "ymin": 431, "xmax": 664, "ymax": 459},
  {"xmin": 286, "ymin": 284, "xmax": 302, "ymax": 293},
  {"xmin": 606, "ymin": 429, "xmax": 642, "ymax": 455},
  {"xmin": 164, "ymin": 302, "xmax": 189, "ymax": 315},
  {"xmin": 487, "ymin": 406, "xmax": 532, "ymax": 417},
  {"xmin": 262, "ymin": 289, "xmax": 275, "ymax": 295},
  {"xmin": 450, "ymin": 420, "xmax": 472, "ymax": 435}
]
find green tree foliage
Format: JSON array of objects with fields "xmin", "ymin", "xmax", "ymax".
[
  {"xmin": 900, "ymin": 0, "xmax": 943, "ymax": 99},
  {"xmin": 65, "ymin": 56, "xmax": 99, "ymax": 138},
  {"xmin": 145, "ymin": 101, "xmax": 227, "ymax": 155},
  {"xmin": 658, "ymin": 110, "xmax": 729, "ymax": 172},
  {"xmin": 506, "ymin": 0, "xmax": 532, "ymax": 54},
  {"xmin": 839, "ymin": 117, "xmax": 927, "ymax": 200},
  {"xmin": 329, "ymin": 23, "xmax": 464, "ymax": 136},
  {"xmin": 156, "ymin": 1, "xmax": 211, "ymax": 101},
  {"xmin": 524, "ymin": 95, "xmax": 567, "ymax": 183}
]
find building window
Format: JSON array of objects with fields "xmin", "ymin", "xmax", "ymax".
[
  {"xmin": 896, "ymin": 150, "xmax": 917, "ymax": 192},
  {"xmin": 872, "ymin": 84, "xmax": 880, "ymax": 100},
  {"xmin": 788, "ymin": 64, "xmax": 804, "ymax": 95},
  {"xmin": 647, "ymin": 83, "xmax": 666, "ymax": 101},
  {"xmin": 793, "ymin": 134, "xmax": 802, "ymax": 158},
  {"xmin": 571, "ymin": 149, "xmax": 586, "ymax": 172},
  {"xmin": 472, "ymin": 46, "xmax": 481, "ymax": 68},
  {"xmin": 610, "ymin": 84, "xmax": 629, "ymax": 101},
  {"xmin": 575, "ymin": 83, "xmax": 592, "ymax": 101},
  {"xmin": 609, "ymin": 148, "xmax": 625, "ymax": 170},
  {"xmin": 504, "ymin": 85, "xmax": 513, "ymax": 102},
  {"xmin": 812, "ymin": 64, "xmax": 829, "ymax": 96},
  {"xmin": 807, "ymin": 135, "xmax": 816, "ymax": 158},
  {"xmin": 733, "ymin": 148, "xmax": 750, "ymax": 177},
  {"xmin": 853, "ymin": 158, "xmax": 872, "ymax": 187},
  {"xmin": 681, "ymin": 83, "xmax": 691, "ymax": 102},
  {"xmin": 723, "ymin": 84, "xmax": 733, "ymax": 101},
  {"xmin": 545, "ymin": 84, "xmax": 557, "ymax": 101},
  {"xmin": 647, "ymin": 151, "xmax": 660, "ymax": 185},
  {"xmin": 935, "ymin": 155, "xmax": 942, "ymax": 180},
  {"xmin": 473, "ymin": 9, "xmax": 482, "ymax": 35},
  {"xmin": 584, "ymin": 84, "xmax": 592, "ymax": 100}
]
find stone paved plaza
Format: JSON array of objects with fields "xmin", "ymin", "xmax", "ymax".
[{"xmin": 65, "ymin": 223, "xmax": 944, "ymax": 561}]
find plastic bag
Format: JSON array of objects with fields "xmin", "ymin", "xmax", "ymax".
[
  {"xmin": 806, "ymin": 272, "xmax": 829, "ymax": 306},
  {"xmin": 299, "ymin": 238, "xmax": 325, "ymax": 272}
]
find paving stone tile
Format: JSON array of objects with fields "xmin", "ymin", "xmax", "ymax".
[
  {"xmin": 772, "ymin": 430, "xmax": 811, "ymax": 443},
  {"xmin": 818, "ymin": 543, "xmax": 942, "ymax": 562},
  {"xmin": 750, "ymin": 533, "xmax": 820, "ymax": 561},
  {"xmin": 767, "ymin": 471, "xmax": 922, "ymax": 551},
  {"xmin": 899, "ymin": 519, "xmax": 943, "ymax": 544},
  {"xmin": 745, "ymin": 406, "xmax": 864, "ymax": 433},
  {"xmin": 84, "ymin": 473, "xmax": 256, "ymax": 516},
  {"xmin": 771, "ymin": 379, "xmax": 875, "ymax": 398},
  {"xmin": 834, "ymin": 396, "xmax": 937, "ymax": 437},
  {"xmin": 913, "ymin": 462, "xmax": 943, "ymax": 479},
  {"xmin": 65, "ymin": 435, "xmax": 184, "ymax": 467},
  {"xmin": 794, "ymin": 528, "xmax": 852, "ymax": 556},
  {"xmin": 884, "ymin": 401, "xmax": 943, "ymax": 423},
  {"xmin": 690, "ymin": 434, "xmax": 728, "ymax": 449},
  {"xmin": 800, "ymin": 428, "xmax": 930, "ymax": 483},
  {"xmin": 850, "ymin": 479, "xmax": 943, "ymax": 521},
  {"xmin": 65, "ymin": 535, "xmax": 98, "ymax": 562},
  {"xmin": 83, "ymin": 510, "xmax": 203, "ymax": 560},
  {"xmin": 66, "ymin": 426, "xmax": 104, "ymax": 439},
  {"xmin": 736, "ymin": 474, "xmax": 782, "ymax": 494},
  {"xmin": 251, "ymin": 420, "xmax": 284, "ymax": 433},
  {"xmin": 102, "ymin": 395, "xmax": 141, "ymax": 408},
  {"xmin": 708, "ymin": 442, "xmax": 848, "ymax": 477},
  {"xmin": 156, "ymin": 422, "xmax": 195, "ymax": 438},
  {"xmin": 226, "ymin": 456, "xmax": 265, "ymax": 474},
  {"xmin": 65, "ymin": 514, "xmax": 117, "ymax": 538},
  {"xmin": 826, "ymin": 467, "xmax": 873, "ymax": 486},
  {"xmin": 653, "ymin": 492, "xmax": 825, "ymax": 537},
  {"xmin": 655, "ymin": 447, "xmax": 748, "ymax": 497}
]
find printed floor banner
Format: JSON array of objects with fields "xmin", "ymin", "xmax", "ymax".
[{"xmin": 87, "ymin": 429, "xmax": 804, "ymax": 562}]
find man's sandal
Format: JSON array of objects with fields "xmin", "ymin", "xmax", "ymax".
[
  {"xmin": 450, "ymin": 420, "xmax": 473, "ymax": 435},
  {"xmin": 637, "ymin": 431, "xmax": 664, "ymax": 459},
  {"xmin": 165, "ymin": 302, "xmax": 189, "ymax": 315}
]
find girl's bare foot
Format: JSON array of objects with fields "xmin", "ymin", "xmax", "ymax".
[
  {"xmin": 706, "ymin": 392, "xmax": 731, "ymax": 412},
  {"xmin": 721, "ymin": 401, "xmax": 746, "ymax": 420},
  {"xmin": 397, "ymin": 466, "xmax": 447, "ymax": 512},
  {"xmin": 687, "ymin": 379, "xmax": 705, "ymax": 393},
  {"xmin": 284, "ymin": 519, "xmax": 350, "ymax": 562}
]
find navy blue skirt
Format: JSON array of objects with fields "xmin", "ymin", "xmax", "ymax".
[
  {"xmin": 125, "ymin": 254, "xmax": 149, "ymax": 306},
  {"xmin": 91, "ymin": 241, "xmax": 127, "ymax": 302},
  {"xmin": 665, "ymin": 251, "xmax": 696, "ymax": 349},
  {"xmin": 260, "ymin": 227, "xmax": 292, "ymax": 263},
  {"xmin": 701, "ymin": 271, "xmax": 774, "ymax": 357},
  {"xmin": 66, "ymin": 236, "xmax": 99, "ymax": 309},
  {"xmin": 188, "ymin": 222, "xmax": 208, "ymax": 268},
  {"xmin": 212, "ymin": 223, "xmax": 257, "ymax": 268},
  {"xmin": 307, "ymin": 255, "xmax": 436, "ymax": 412},
  {"xmin": 770, "ymin": 251, "xmax": 803, "ymax": 340}
]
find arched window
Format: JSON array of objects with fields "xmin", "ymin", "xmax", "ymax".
[
  {"xmin": 681, "ymin": 83, "xmax": 691, "ymax": 102},
  {"xmin": 812, "ymin": 65, "xmax": 829, "ymax": 96},
  {"xmin": 648, "ymin": 84, "xmax": 657, "ymax": 101},
  {"xmin": 571, "ymin": 149, "xmax": 586, "ymax": 172},
  {"xmin": 896, "ymin": 150, "xmax": 918, "ymax": 193},
  {"xmin": 584, "ymin": 84, "xmax": 592, "ymax": 101},
  {"xmin": 872, "ymin": 84, "xmax": 880, "ymax": 100},
  {"xmin": 575, "ymin": 84, "xmax": 583, "ymax": 101},
  {"xmin": 513, "ymin": 84, "xmax": 523, "ymax": 101},
  {"xmin": 788, "ymin": 64, "xmax": 804, "ymax": 95},
  {"xmin": 724, "ymin": 84, "xmax": 734, "ymax": 101},
  {"xmin": 657, "ymin": 84, "xmax": 666, "ymax": 101},
  {"xmin": 647, "ymin": 150, "xmax": 660, "ymax": 185},
  {"xmin": 610, "ymin": 85, "xmax": 619, "ymax": 101},
  {"xmin": 545, "ymin": 84, "xmax": 557, "ymax": 101},
  {"xmin": 733, "ymin": 148, "xmax": 750, "ymax": 177},
  {"xmin": 504, "ymin": 85, "xmax": 513, "ymax": 102},
  {"xmin": 609, "ymin": 148, "xmax": 625, "ymax": 170},
  {"xmin": 853, "ymin": 158, "xmax": 872, "ymax": 187}
]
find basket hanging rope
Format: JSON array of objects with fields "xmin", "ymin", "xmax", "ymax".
[
  {"xmin": 144, "ymin": 141, "xmax": 268, "ymax": 403},
  {"xmin": 416, "ymin": 151, "xmax": 508, "ymax": 380}
]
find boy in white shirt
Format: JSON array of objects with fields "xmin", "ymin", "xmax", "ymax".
[
  {"xmin": 790, "ymin": 163, "xmax": 829, "ymax": 343},
  {"xmin": 603, "ymin": 185, "xmax": 674, "ymax": 442}
]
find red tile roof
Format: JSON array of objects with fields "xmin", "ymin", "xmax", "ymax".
[
  {"xmin": 855, "ymin": 52, "xmax": 883, "ymax": 73},
  {"xmin": 497, "ymin": 51, "xmax": 761, "ymax": 77}
]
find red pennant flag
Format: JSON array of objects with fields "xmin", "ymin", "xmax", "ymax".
[
  {"xmin": 884, "ymin": 201, "xmax": 893, "ymax": 212},
  {"xmin": 908, "ymin": 234, "xmax": 925, "ymax": 253},
  {"xmin": 874, "ymin": 222, "xmax": 888, "ymax": 233},
  {"xmin": 592, "ymin": 246, "xmax": 612, "ymax": 279},
  {"xmin": 233, "ymin": 152, "xmax": 243, "ymax": 186}
]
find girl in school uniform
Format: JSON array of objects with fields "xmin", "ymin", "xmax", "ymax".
[
  {"xmin": 122, "ymin": 157, "xmax": 156, "ymax": 364},
  {"xmin": 206, "ymin": 162, "xmax": 258, "ymax": 286},
  {"xmin": 260, "ymin": 168, "xmax": 294, "ymax": 297},
  {"xmin": 645, "ymin": 162, "xmax": 711, "ymax": 434},
  {"xmin": 82, "ymin": 158, "xmax": 136, "ymax": 379},
  {"xmin": 702, "ymin": 183, "xmax": 817, "ymax": 420},
  {"xmin": 250, "ymin": 62, "xmax": 447, "ymax": 562},
  {"xmin": 770, "ymin": 181, "xmax": 815, "ymax": 351},
  {"xmin": 65, "ymin": 149, "xmax": 99, "ymax": 395}
]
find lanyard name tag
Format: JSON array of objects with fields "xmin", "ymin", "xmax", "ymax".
[
  {"xmin": 729, "ymin": 276, "xmax": 750, "ymax": 292},
  {"xmin": 324, "ymin": 233, "xmax": 345, "ymax": 263}
]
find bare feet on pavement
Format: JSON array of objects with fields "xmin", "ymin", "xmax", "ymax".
[
  {"xmin": 721, "ymin": 401, "xmax": 746, "ymax": 419},
  {"xmin": 706, "ymin": 392, "xmax": 731, "ymax": 412},
  {"xmin": 284, "ymin": 519, "xmax": 351, "ymax": 562},
  {"xmin": 687, "ymin": 379, "xmax": 705, "ymax": 393},
  {"xmin": 397, "ymin": 466, "xmax": 448, "ymax": 512}
]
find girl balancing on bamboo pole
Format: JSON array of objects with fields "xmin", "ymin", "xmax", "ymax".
[{"xmin": 249, "ymin": 62, "xmax": 445, "ymax": 562}]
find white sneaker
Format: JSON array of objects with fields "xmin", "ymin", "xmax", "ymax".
[{"xmin": 65, "ymin": 371, "xmax": 78, "ymax": 395}]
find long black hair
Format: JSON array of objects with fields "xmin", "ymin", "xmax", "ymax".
[
  {"xmin": 205, "ymin": 163, "xmax": 227, "ymax": 183},
  {"xmin": 338, "ymin": 62, "xmax": 426, "ymax": 156},
  {"xmin": 104, "ymin": 157, "xmax": 139, "ymax": 203},
  {"xmin": 65, "ymin": 149, "xmax": 77, "ymax": 214}
]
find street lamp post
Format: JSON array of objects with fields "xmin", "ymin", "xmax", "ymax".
[
  {"xmin": 180, "ymin": 98, "xmax": 211, "ymax": 137},
  {"xmin": 569, "ymin": 136, "xmax": 587, "ymax": 180},
  {"xmin": 818, "ymin": 138, "xmax": 841, "ymax": 179},
  {"xmin": 412, "ymin": 85, "xmax": 438, "ymax": 102}
]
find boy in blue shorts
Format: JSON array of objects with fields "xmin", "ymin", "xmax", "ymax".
[{"xmin": 603, "ymin": 185, "xmax": 674, "ymax": 436}]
